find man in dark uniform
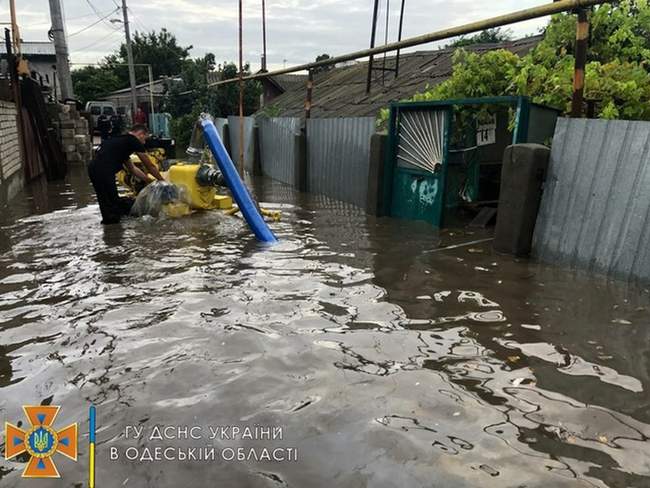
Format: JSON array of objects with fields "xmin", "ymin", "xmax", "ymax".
[{"xmin": 88, "ymin": 125, "xmax": 164, "ymax": 225}]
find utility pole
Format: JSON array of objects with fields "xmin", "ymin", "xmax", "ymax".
[
  {"xmin": 121, "ymin": 0, "xmax": 138, "ymax": 117},
  {"xmin": 238, "ymin": 0, "xmax": 244, "ymax": 176},
  {"xmin": 9, "ymin": 0, "xmax": 19, "ymax": 51},
  {"xmin": 365, "ymin": 0, "xmax": 380, "ymax": 93},
  {"xmin": 571, "ymin": 7, "xmax": 589, "ymax": 117},
  {"xmin": 47, "ymin": 0, "xmax": 74, "ymax": 100},
  {"xmin": 261, "ymin": 0, "xmax": 267, "ymax": 72}
]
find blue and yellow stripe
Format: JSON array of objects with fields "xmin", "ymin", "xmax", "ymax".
[{"xmin": 89, "ymin": 406, "xmax": 96, "ymax": 488}]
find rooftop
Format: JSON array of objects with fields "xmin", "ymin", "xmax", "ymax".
[
  {"xmin": 259, "ymin": 35, "xmax": 542, "ymax": 118},
  {"xmin": 0, "ymin": 41, "xmax": 56, "ymax": 57}
]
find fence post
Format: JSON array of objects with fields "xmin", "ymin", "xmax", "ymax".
[
  {"xmin": 366, "ymin": 132, "xmax": 387, "ymax": 215},
  {"xmin": 294, "ymin": 128, "xmax": 307, "ymax": 191},
  {"xmin": 494, "ymin": 144, "xmax": 550, "ymax": 256},
  {"xmin": 223, "ymin": 123, "xmax": 231, "ymax": 158},
  {"xmin": 252, "ymin": 125, "xmax": 262, "ymax": 176}
]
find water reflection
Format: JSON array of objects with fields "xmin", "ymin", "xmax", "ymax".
[{"xmin": 0, "ymin": 169, "xmax": 648, "ymax": 487}]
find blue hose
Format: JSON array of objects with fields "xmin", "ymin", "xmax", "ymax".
[{"xmin": 200, "ymin": 116, "xmax": 278, "ymax": 243}]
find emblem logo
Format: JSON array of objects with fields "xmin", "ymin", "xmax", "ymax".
[{"xmin": 4, "ymin": 405, "xmax": 78, "ymax": 478}]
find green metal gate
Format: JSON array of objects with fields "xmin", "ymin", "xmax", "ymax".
[
  {"xmin": 388, "ymin": 107, "xmax": 451, "ymax": 226},
  {"xmin": 382, "ymin": 96, "xmax": 560, "ymax": 228}
]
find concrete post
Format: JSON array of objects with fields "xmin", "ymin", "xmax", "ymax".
[
  {"xmin": 47, "ymin": 0, "xmax": 74, "ymax": 100},
  {"xmin": 251, "ymin": 125, "xmax": 262, "ymax": 176},
  {"xmin": 494, "ymin": 144, "xmax": 550, "ymax": 256},
  {"xmin": 366, "ymin": 132, "xmax": 387, "ymax": 215},
  {"xmin": 121, "ymin": 0, "xmax": 138, "ymax": 116},
  {"xmin": 294, "ymin": 130, "xmax": 307, "ymax": 191}
]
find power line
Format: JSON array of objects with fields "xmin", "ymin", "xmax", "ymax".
[
  {"xmin": 68, "ymin": 8, "xmax": 120, "ymax": 37},
  {"xmin": 128, "ymin": 7, "xmax": 151, "ymax": 33},
  {"xmin": 65, "ymin": 8, "xmax": 115, "ymax": 21},
  {"xmin": 70, "ymin": 28, "xmax": 121, "ymax": 53},
  {"xmin": 85, "ymin": 0, "xmax": 118, "ymax": 28}
]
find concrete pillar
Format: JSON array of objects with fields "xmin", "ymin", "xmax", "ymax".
[
  {"xmin": 223, "ymin": 123, "xmax": 231, "ymax": 157},
  {"xmin": 251, "ymin": 125, "xmax": 262, "ymax": 176},
  {"xmin": 294, "ymin": 130, "xmax": 307, "ymax": 191},
  {"xmin": 366, "ymin": 132, "xmax": 387, "ymax": 215},
  {"xmin": 494, "ymin": 143, "xmax": 550, "ymax": 256}
]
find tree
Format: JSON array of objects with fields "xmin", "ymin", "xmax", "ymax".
[
  {"xmin": 313, "ymin": 54, "xmax": 334, "ymax": 74},
  {"xmin": 447, "ymin": 28, "xmax": 513, "ymax": 48},
  {"xmin": 71, "ymin": 66, "xmax": 121, "ymax": 105},
  {"xmin": 166, "ymin": 62, "xmax": 261, "ymax": 150},
  {"xmin": 384, "ymin": 0, "xmax": 650, "ymax": 122},
  {"xmin": 105, "ymin": 28, "xmax": 192, "ymax": 87}
]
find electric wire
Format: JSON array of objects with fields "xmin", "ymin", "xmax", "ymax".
[
  {"xmin": 84, "ymin": 0, "xmax": 118, "ymax": 28},
  {"xmin": 71, "ymin": 28, "xmax": 121, "ymax": 53},
  {"xmin": 68, "ymin": 8, "xmax": 120, "ymax": 37}
]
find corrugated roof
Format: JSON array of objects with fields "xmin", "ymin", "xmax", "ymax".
[
  {"xmin": 0, "ymin": 41, "xmax": 56, "ymax": 57},
  {"xmin": 269, "ymin": 73, "xmax": 308, "ymax": 92},
  {"xmin": 259, "ymin": 36, "xmax": 542, "ymax": 119}
]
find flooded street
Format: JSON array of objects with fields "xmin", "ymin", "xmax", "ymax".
[{"xmin": 1, "ymin": 167, "xmax": 649, "ymax": 488}]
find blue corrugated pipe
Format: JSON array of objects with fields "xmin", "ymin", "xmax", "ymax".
[{"xmin": 200, "ymin": 115, "xmax": 278, "ymax": 244}]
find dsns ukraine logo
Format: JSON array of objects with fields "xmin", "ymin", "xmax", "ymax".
[{"xmin": 4, "ymin": 405, "xmax": 78, "ymax": 478}]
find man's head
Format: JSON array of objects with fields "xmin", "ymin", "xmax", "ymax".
[{"xmin": 129, "ymin": 125, "xmax": 149, "ymax": 144}]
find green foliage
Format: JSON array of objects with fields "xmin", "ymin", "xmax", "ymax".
[
  {"xmin": 259, "ymin": 104, "xmax": 282, "ymax": 118},
  {"xmin": 105, "ymin": 28, "xmax": 192, "ymax": 86},
  {"xmin": 165, "ymin": 62, "xmax": 261, "ymax": 151},
  {"xmin": 71, "ymin": 66, "xmax": 121, "ymax": 105},
  {"xmin": 72, "ymin": 28, "xmax": 193, "ymax": 105},
  {"xmin": 447, "ymin": 28, "xmax": 513, "ymax": 48},
  {"xmin": 170, "ymin": 112, "xmax": 200, "ymax": 153},
  {"xmin": 313, "ymin": 54, "xmax": 334, "ymax": 74},
  {"xmin": 70, "ymin": 25, "xmax": 261, "ymax": 149},
  {"xmin": 381, "ymin": 1, "xmax": 650, "ymax": 124}
]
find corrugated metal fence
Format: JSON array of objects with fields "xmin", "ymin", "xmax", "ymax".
[
  {"xmin": 306, "ymin": 117, "xmax": 376, "ymax": 207},
  {"xmin": 533, "ymin": 118, "xmax": 650, "ymax": 283},
  {"xmin": 227, "ymin": 116, "xmax": 256, "ymax": 172},
  {"xmin": 258, "ymin": 117, "xmax": 301, "ymax": 185},
  {"xmin": 214, "ymin": 117, "xmax": 228, "ymax": 143}
]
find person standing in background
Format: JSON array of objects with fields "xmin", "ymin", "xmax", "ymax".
[{"xmin": 134, "ymin": 107, "xmax": 147, "ymax": 126}]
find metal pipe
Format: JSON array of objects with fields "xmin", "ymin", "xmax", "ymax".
[
  {"xmin": 395, "ymin": 0, "xmax": 406, "ymax": 78},
  {"xmin": 209, "ymin": 0, "xmax": 611, "ymax": 87},
  {"xmin": 304, "ymin": 69, "xmax": 313, "ymax": 119},
  {"xmin": 148, "ymin": 64, "xmax": 155, "ymax": 128},
  {"xmin": 382, "ymin": 0, "xmax": 390, "ymax": 85},
  {"xmin": 365, "ymin": 0, "xmax": 380, "ymax": 94},
  {"xmin": 571, "ymin": 7, "xmax": 589, "ymax": 117},
  {"xmin": 261, "ymin": 0, "xmax": 267, "ymax": 72}
]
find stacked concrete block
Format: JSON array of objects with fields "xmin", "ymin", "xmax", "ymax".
[{"xmin": 50, "ymin": 102, "xmax": 93, "ymax": 164}]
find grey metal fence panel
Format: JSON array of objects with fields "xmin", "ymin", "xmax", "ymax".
[
  {"xmin": 533, "ymin": 118, "xmax": 650, "ymax": 283},
  {"xmin": 214, "ymin": 117, "xmax": 228, "ymax": 143},
  {"xmin": 306, "ymin": 117, "xmax": 375, "ymax": 208},
  {"xmin": 258, "ymin": 117, "xmax": 301, "ymax": 185},
  {"xmin": 227, "ymin": 116, "xmax": 255, "ymax": 172}
]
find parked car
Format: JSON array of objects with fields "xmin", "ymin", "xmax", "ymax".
[{"xmin": 85, "ymin": 101, "xmax": 117, "ymax": 132}]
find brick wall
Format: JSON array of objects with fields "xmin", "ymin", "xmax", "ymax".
[
  {"xmin": 0, "ymin": 101, "xmax": 21, "ymax": 180},
  {"xmin": 0, "ymin": 100, "xmax": 24, "ymax": 201}
]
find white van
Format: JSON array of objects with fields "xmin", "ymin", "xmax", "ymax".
[{"xmin": 85, "ymin": 101, "xmax": 117, "ymax": 130}]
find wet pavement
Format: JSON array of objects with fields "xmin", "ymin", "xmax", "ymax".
[{"xmin": 0, "ymin": 167, "xmax": 649, "ymax": 487}]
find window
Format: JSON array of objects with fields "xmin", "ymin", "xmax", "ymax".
[
  {"xmin": 90, "ymin": 106, "xmax": 101, "ymax": 115},
  {"xmin": 103, "ymin": 106, "xmax": 115, "ymax": 115}
]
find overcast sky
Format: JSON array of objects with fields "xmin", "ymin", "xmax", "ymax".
[{"xmin": 4, "ymin": 0, "xmax": 549, "ymax": 71}]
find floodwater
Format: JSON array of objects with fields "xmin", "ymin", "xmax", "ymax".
[{"xmin": 0, "ymin": 167, "xmax": 649, "ymax": 488}]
